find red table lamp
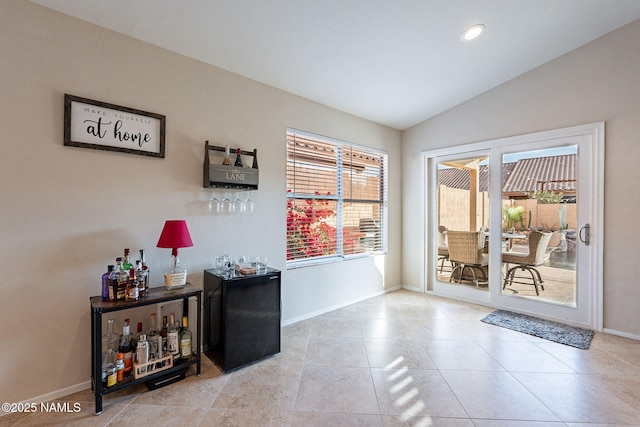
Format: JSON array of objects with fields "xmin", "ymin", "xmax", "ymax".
[{"xmin": 156, "ymin": 220, "xmax": 193, "ymax": 290}]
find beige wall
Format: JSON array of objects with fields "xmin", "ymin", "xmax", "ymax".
[
  {"xmin": 438, "ymin": 186, "xmax": 490, "ymax": 231},
  {"xmin": 403, "ymin": 18, "xmax": 640, "ymax": 337},
  {"xmin": 0, "ymin": 1, "xmax": 402, "ymax": 403}
]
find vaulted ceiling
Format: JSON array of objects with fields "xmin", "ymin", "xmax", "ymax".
[{"xmin": 32, "ymin": 0, "xmax": 640, "ymax": 130}]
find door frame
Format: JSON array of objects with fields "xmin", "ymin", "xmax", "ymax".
[{"xmin": 422, "ymin": 122, "xmax": 604, "ymax": 330}]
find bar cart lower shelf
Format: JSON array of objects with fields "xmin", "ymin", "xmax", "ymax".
[{"xmin": 90, "ymin": 284, "xmax": 202, "ymax": 415}]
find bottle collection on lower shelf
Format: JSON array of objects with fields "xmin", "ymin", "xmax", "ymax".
[{"xmin": 101, "ymin": 312, "xmax": 193, "ymax": 388}]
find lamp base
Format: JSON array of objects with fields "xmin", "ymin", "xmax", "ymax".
[{"xmin": 164, "ymin": 270, "xmax": 187, "ymax": 290}]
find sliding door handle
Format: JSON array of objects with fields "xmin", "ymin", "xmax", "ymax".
[{"xmin": 579, "ymin": 224, "xmax": 590, "ymax": 246}]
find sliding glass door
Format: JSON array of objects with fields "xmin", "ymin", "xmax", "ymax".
[
  {"xmin": 432, "ymin": 151, "xmax": 491, "ymax": 302},
  {"xmin": 499, "ymin": 146, "xmax": 577, "ymax": 305},
  {"xmin": 425, "ymin": 123, "xmax": 603, "ymax": 328}
]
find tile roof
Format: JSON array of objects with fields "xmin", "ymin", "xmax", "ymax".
[
  {"xmin": 503, "ymin": 154, "xmax": 576, "ymax": 195},
  {"xmin": 438, "ymin": 154, "xmax": 576, "ymax": 195}
]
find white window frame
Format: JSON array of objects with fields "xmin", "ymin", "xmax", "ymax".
[{"xmin": 286, "ymin": 128, "xmax": 388, "ymax": 269}]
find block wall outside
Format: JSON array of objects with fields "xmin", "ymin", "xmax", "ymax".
[{"xmin": 438, "ymin": 185, "xmax": 576, "ymax": 232}]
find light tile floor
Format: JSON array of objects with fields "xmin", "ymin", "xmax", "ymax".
[{"xmin": 4, "ymin": 289, "xmax": 640, "ymax": 426}]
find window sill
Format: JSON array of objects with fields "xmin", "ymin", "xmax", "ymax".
[{"xmin": 286, "ymin": 251, "xmax": 384, "ymax": 270}]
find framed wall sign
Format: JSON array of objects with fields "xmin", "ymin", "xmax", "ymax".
[{"xmin": 64, "ymin": 94, "xmax": 165, "ymax": 158}]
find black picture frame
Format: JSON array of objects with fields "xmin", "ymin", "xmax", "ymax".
[{"xmin": 64, "ymin": 94, "xmax": 165, "ymax": 158}]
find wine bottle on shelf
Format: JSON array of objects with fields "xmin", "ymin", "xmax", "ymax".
[
  {"xmin": 222, "ymin": 144, "xmax": 232, "ymax": 166},
  {"xmin": 251, "ymin": 149, "xmax": 258, "ymax": 169},
  {"xmin": 180, "ymin": 316, "xmax": 192, "ymax": 360},
  {"xmin": 119, "ymin": 319, "xmax": 133, "ymax": 377},
  {"xmin": 167, "ymin": 313, "xmax": 180, "ymax": 358},
  {"xmin": 102, "ymin": 265, "xmax": 114, "ymax": 300},
  {"xmin": 234, "ymin": 148, "xmax": 243, "ymax": 167}
]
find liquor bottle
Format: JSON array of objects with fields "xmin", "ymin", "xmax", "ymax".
[
  {"xmin": 125, "ymin": 268, "xmax": 139, "ymax": 301},
  {"xmin": 135, "ymin": 260, "xmax": 145, "ymax": 297},
  {"xmin": 180, "ymin": 316, "xmax": 192, "ymax": 360},
  {"xmin": 115, "ymin": 352, "xmax": 124, "ymax": 383},
  {"xmin": 108, "ymin": 258, "xmax": 123, "ymax": 301},
  {"xmin": 122, "ymin": 248, "xmax": 133, "ymax": 271},
  {"xmin": 103, "ymin": 349, "xmax": 117, "ymax": 388},
  {"xmin": 251, "ymin": 149, "xmax": 258, "ymax": 169},
  {"xmin": 132, "ymin": 322, "xmax": 143, "ymax": 352},
  {"xmin": 139, "ymin": 249, "xmax": 149, "ymax": 294},
  {"xmin": 103, "ymin": 319, "xmax": 120, "ymax": 353},
  {"xmin": 160, "ymin": 315, "xmax": 168, "ymax": 354},
  {"xmin": 234, "ymin": 148, "xmax": 243, "ymax": 167},
  {"xmin": 167, "ymin": 313, "xmax": 180, "ymax": 358},
  {"xmin": 222, "ymin": 144, "xmax": 232, "ymax": 166},
  {"xmin": 155, "ymin": 334, "xmax": 165, "ymax": 367},
  {"xmin": 136, "ymin": 334, "xmax": 150, "ymax": 374},
  {"xmin": 102, "ymin": 334, "xmax": 113, "ymax": 388},
  {"xmin": 119, "ymin": 320, "xmax": 133, "ymax": 377},
  {"xmin": 117, "ymin": 257, "xmax": 129, "ymax": 301},
  {"xmin": 102, "ymin": 265, "xmax": 114, "ymax": 300},
  {"xmin": 147, "ymin": 313, "xmax": 160, "ymax": 362}
]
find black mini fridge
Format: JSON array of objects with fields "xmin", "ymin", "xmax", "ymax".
[{"xmin": 203, "ymin": 267, "xmax": 281, "ymax": 371}]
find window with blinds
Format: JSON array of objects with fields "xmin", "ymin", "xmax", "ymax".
[{"xmin": 286, "ymin": 129, "xmax": 388, "ymax": 266}]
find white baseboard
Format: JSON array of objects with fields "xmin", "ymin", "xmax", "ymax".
[
  {"xmin": 603, "ymin": 328, "xmax": 640, "ymax": 341},
  {"xmin": 282, "ymin": 285, "xmax": 401, "ymax": 326},
  {"xmin": 400, "ymin": 285, "xmax": 422, "ymax": 293}
]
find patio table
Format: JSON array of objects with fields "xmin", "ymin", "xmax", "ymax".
[{"xmin": 501, "ymin": 232, "xmax": 526, "ymax": 250}]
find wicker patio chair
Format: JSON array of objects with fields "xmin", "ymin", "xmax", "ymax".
[
  {"xmin": 437, "ymin": 225, "xmax": 449, "ymax": 273},
  {"xmin": 502, "ymin": 230, "xmax": 553, "ymax": 295},
  {"xmin": 447, "ymin": 230, "xmax": 489, "ymax": 287}
]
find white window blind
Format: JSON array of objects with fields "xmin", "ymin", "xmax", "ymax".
[{"xmin": 286, "ymin": 129, "xmax": 388, "ymax": 266}]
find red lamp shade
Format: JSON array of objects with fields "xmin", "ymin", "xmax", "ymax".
[{"xmin": 156, "ymin": 220, "xmax": 193, "ymax": 257}]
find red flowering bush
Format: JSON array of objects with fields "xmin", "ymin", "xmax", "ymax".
[{"xmin": 287, "ymin": 191, "xmax": 357, "ymax": 260}]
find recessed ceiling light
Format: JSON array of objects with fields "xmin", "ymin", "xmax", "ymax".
[{"xmin": 461, "ymin": 24, "xmax": 485, "ymax": 41}]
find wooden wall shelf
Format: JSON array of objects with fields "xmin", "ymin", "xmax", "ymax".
[{"xmin": 203, "ymin": 141, "xmax": 259, "ymax": 190}]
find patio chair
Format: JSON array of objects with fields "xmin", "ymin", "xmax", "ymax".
[
  {"xmin": 359, "ymin": 218, "xmax": 380, "ymax": 251},
  {"xmin": 502, "ymin": 230, "xmax": 553, "ymax": 295},
  {"xmin": 447, "ymin": 230, "xmax": 489, "ymax": 287},
  {"xmin": 437, "ymin": 225, "xmax": 449, "ymax": 273}
]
